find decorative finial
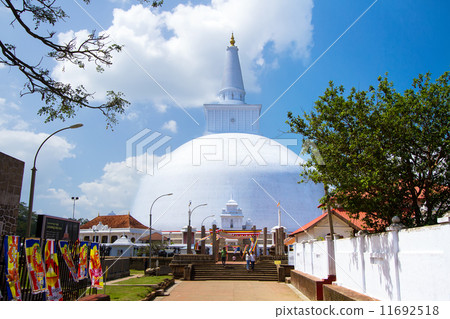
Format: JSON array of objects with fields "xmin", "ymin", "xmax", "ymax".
[{"xmin": 230, "ymin": 33, "xmax": 235, "ymax": 46}]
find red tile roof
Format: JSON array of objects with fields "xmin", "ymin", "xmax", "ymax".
[
  {"xmin": 80, "ymin": 214, "xmax": 148, "ymax": 230},
  {"xmin": 289, "ymin": 208, "xmax": 364, "ymax": 237},
  {"xmin": 140, "ymin": 233, "xmax": 169, "ymax": 241},
  {"xmin": 284, "ymin": 236, "xmax": 296, "ymax": 245}
]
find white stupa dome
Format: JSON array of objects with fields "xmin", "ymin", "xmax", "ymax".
[
  {"xmin": 132, "ymin": 35, "xmax": 324, "ymax": 232},
  {"xmin": 132, "ymin": 133, "xmax": 323, "ymax": 232}
]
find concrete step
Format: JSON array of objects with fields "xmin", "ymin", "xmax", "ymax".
[{"xmin": 193, "ymin": 263, "xmax": 278, "ymax": 281}]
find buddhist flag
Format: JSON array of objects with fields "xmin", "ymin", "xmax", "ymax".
[
  {"xmin": 89, "ymin": 242, "xmax": 103, "ymax": 289},
  {"xmin": 78, "ymin": 241, "xmax": 89, "ymax": 280},
  {"xmin": 44, "ymin": 239, "xmax": 63, "ymax": 301},
  {"xmin": 59, "ymin": 240, "xmax": 78, "ymax": 282},
  {"xmin": 25, "ymin": 238, "xmax": 47, "ymax": 294},
  {"xmin": 3, "ymin": 235, "xmax": 22, "ymax": 301}
]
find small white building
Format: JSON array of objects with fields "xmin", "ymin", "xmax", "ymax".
[
  {"xmin": 109, "ymin": 235, "xmax": 134, "ymax": 257},
  {"xmin": 289, "ymin": 207, "xmax": 364, "ymax": 243},
  {"xmin": 220, "ymin": 197, "xmax": 244, "ymax": 230}
]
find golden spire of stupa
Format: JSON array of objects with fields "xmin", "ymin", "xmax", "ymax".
[{"xmin": 230, "ymin": 33, "xmax": 235, "ymax": 46}]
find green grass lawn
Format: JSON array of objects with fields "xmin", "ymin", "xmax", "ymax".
[
  {"xmin": 116, "ymin": 275, "xmax": 172, "ymax": 285},
  {"xmin": 129, "ymin": 269, "xmax": 145, "ymax": 276},
  {"xmin": 102, "ymin": 285, "xmax": 152, "ymax": 301},
  {"xmin": 100, "ymin": 273, "xmax": 173, "ymax": 301}
]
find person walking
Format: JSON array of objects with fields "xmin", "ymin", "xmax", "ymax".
[
  {"xmin": 250, "ymin": 251, "xmax": 256, "ymax": 271},
  {"xmin": 221, "ymin": 247, "xmax": 227, "ymax": 267},
  {"xmin": 245, "ymin": 251, "xmax": 251, "ymax": 271}
]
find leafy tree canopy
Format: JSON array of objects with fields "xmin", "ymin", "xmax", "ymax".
[
  {"xmin": 0, "ymin": 0, "xmax": 163, "ymax": 129},
  {"xmin": 16, "ymin": 201, "xmax": 37, "ymax": 237},
  {"xmin": 287, "ymin": 71, "xmax": 449, "ymax": 232}
]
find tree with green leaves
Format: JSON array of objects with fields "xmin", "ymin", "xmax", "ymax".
[
  {"xmin": 287, "ymin": 71, "xmax": 449, "ymax": 232},
  {"xmin": 16, "ymin": 202, "xmax": 37, "ymax": 237},
  {"xmin": 0, "ymin": 0, "xmax": 163, "ymax": 129},
  {"xmin": 69, "ymin": 217, "xmax": 89, "ymax": 225}
]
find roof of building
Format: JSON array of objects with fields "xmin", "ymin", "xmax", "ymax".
[
  {"xmin": 284, "ymin": 236, "xmax": 296, "ymax": 246},
  {"xmin": 80, "ymin": 214, "xmax": 148, "ymax": 230},
  {"xmin": 289, "ymin": 207, "xmax": 365, "ymax": 237},
  {"xmin": 140, "ymin": 233, "xmax": 169, "ymax": 241}
]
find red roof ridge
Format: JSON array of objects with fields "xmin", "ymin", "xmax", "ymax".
[
  {"xmin": 289, "ymin": 208, "xmax": 364, "ymax": 237},
  {"xmin": 80, "ymin": 214, "xmax": 147, "ymax": 230}
]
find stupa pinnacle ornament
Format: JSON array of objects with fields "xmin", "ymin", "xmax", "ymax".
[{"xmin": 204, "ymin": 34, "xmax": 261, "ymax": 134}]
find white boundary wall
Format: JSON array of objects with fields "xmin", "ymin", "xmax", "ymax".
[
  {"xmin": 292, "ymin": 222, "xmax": 450, "ymax": 301},
  {"xmin": 293, "ymin": 238, "xmax": 335, "ymax": 280}
]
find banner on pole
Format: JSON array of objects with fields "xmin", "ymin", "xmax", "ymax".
[
  {"xmin": 89, "ymin": 242, "xmax": 103, "ymax": 289},
  {"xmin": 77, "ymin": 241, "xmax": 89, "ymax": 280},
  {"xmin": 3, "ymin": 235, "xmax": 22, "ymax": 301},
  {"xmin": 44, "ymin": 239, "xmax": 63, "ymax": 301},
  {"xmin": 25, "ymin": 238, "xmax": 47, "ymax": 294},
  {"xmin": 59, "ymin": 240, "xmax": 78, "ymax": 282}
]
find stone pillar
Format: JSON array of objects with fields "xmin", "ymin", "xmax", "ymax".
[
  {"xmin": 263, "ymin": 227, "xmax": 267, "ymax": 255},
  {"xmin": 386, "ymin": 216, "xmax": 405, "ymax": 301},
  {"xmin": 212, "ymin": 224, "xmax": 218, "ymax": 262},
  {"xmin": 280, "ymin": 228, "xmax": 283, "ymax": 255},
  {"xmin": 275, "ymin": 227, "xmax": 285, "ymax": 256},
  {"xmin": 356, "ymin": 230, "xmax": 368, "ymax": 293},
  {"xmin": 186, "ymin": 225, "xmax": 192, "ymax": 254},
  {"xmin": 326, "ymin": 235, "xmax": 336, "ymax": 277},
  {"xmin": 200, "ymin": 225, "xmax": 206, "ymax": 254}
]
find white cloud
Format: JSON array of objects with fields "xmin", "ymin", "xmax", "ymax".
[
  {"xmin": 0, "ymin": 97, "xmax": 29, "ymax": 130},
  {"xmin": 0, "ymin": 128, "xmax": 77, "ymax": 216},
  {"xmin": 52, "ymin": 0, "xmax": 314, "ymax": 110},
  {"xmin": 0, "ymin": 129, "xmax": 75, "ymax": 170},
  {"xmin": 76, "ymin": 159, "xmax": 143, "ymax": 218},
  {"xmin": 162, "ymin": 120, "xmax": 177, "ymax": 133},
  {"xmin": 155, "ymin": 103, "xmax": 168, "ymax": 113}
]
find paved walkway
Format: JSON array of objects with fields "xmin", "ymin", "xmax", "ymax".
[{"xmin": 157, "ymin": 280, "xmax": 309, "ymax": 301}]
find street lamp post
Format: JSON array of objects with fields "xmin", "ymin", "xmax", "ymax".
[
  {"xmin": 71, "ymin": 196, "xmax": 79, "ymax": 219},
  {"xmin": 148, "ymin": 193, "xmax": 173, "ymax": 270},
  {"xmin": 201, "ymin": 214, "xmax": 215, "ymax": 227},
  {"xmin": 187, "ymin": 201, "xmax": 207, "ymax": 254},
  {"xmin": 200, "ymin": 215, "xmax": 214, "ymax": 254},
  {"xmin": 27, "ymin": 123, "xmax": 83, "ymax": 237}
]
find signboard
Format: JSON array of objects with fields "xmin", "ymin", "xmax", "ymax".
[{"xmin": 36, "ymin": 215, "xmax": 80, "ymax": 241}]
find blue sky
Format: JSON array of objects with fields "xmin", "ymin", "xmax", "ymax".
[{"xmin": 0, "ymin": 0, "xmax": 449, "ymax": 226}]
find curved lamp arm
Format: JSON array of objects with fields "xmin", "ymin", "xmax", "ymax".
[{"xmin": 27, "ymin": 123, "xmax": 83, "ymax": 237}]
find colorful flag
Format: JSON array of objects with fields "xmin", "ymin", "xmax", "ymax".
[
  {"xmin": 242, "ymin": 244, "xmax": 249, "ymax": 255},
  {"xmin": 58, "ymin": 240, "xmax": 78, "ymax": 282},
  {"xmin": 77, "ymin": 241, "xmax": 89, "ymax": 280},
  {"xmin": 44, "ymin": 239, "xmax": 63, "ymax": 301},
  {"xmin": 277, "ymin": 202, "xmax": 280, "ymax": 207},
  {"xmin": 250, "ymin": 236, "xmax": 259, "ymax": 252},
  {"xmin": 89, "ymin": 242, "xmax": 103, "ymax": 288},
  {"xmin": 250, "ymin": 237, "xmax": 255, "ymax": 252},
  {"xmin": 25, "ymin": 238, "xmax": 47, "ymax": 294},
  {"xmin": 3, "ymin": 235, "xmax": 22, "ymax": 301}
]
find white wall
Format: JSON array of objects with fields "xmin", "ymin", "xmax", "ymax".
[
  {"xmin": 293, "ymin": 222, "xmax": 450, "ymax": 301},
  {"xmin": 294, "ymin": 239, "xmax": 332, "ymax": 279}
]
